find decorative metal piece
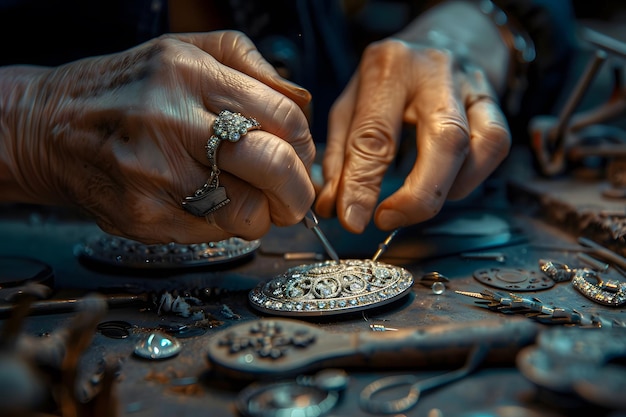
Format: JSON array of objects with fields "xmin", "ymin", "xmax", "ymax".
[
  {"xmin": 571, "ymin": 268, "xmax": 626, "ymax": 307},
  {"xmin": 218, "ymin": 319, "xmax": 316, "ymax": 360},
  {"xmin": 133, "ymin": 332, "xmax": 182, "ymax": 360},
  {"xmin": 75, "ymin": 234, "xmax": 260, "ymax": 269},
  {"xmin": 538, "ymin": 259, "xmax": 576, "ymax": 282},
  {"xmin": 249, "ymin": 259, "xmax": 414, "ymax": 316},
  {"xmin": 473, "ymin": 267, "xmax": 554, "ymax": 291}
]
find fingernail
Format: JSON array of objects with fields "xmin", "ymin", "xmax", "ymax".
[
  {"xmin": 344, "ymin": 204, "xmax": 368, "ymax": 233},
  {"xmin": 377, "ymin": 209, "xmax": 406, "ymax": 230},
  {"xmin": 274, "ymin": 77, "xmax": 312, "ymax": 102}
]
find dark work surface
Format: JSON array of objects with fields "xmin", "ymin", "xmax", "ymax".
[{"xmin": 1, "ymin": 177, "xmax": 625, "ymax": 417}]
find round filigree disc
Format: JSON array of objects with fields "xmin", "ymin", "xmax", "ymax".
[
  {"xmin": 473, "ymin": 267, "xmax": 554, "ymax": 291},
  {"xmin": 249, "ymin": 259, "xmax": 414, "ymax": 316}
]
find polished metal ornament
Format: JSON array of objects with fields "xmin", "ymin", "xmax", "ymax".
[
  {"xmin": 473, "ymin": 267, "xmax": 554, "ymax": 291},
  {"xmin": 249, "ymin": 259, "xmax": 414, "ymax": 316},
  {"xmin": 538, "ymin": 259, "xmax": 575, "ymax": 282},
  {"xmin": 571, "ymin": 268, "xmax": 626, "ymax": 307},
  {"xmin": 134, "ymin": 332, "xmax": 182, "ymax": 360},
  {"xmin": 75, "ymin": 234, "xmax": 260, "ymax": 269}
]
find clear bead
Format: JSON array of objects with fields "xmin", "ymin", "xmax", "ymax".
[{"xmin": 431, "ymin": 281, "xmax": 446, "ymax": 295}]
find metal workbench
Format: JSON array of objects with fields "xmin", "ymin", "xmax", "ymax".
[{"xmin": 1, "ymin": 152, "xmax": 625, "ymax": 417}]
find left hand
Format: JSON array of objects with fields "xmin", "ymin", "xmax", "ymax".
[{"xmin": 315, "ymin": 38, "xmax": 511, "ymax": 233}]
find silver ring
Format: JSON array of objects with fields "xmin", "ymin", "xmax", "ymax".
[
  {"xmin": 182, "ymin": 110, "xmax": 260, "ymax": 217},
  {"xmin": 207, "ymin": 109, "xmax": 260, "ymax": 166}
]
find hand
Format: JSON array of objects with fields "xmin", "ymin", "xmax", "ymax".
[
  {"xmin": 315, "ymin": 29, "xmax": 511, "ymax": 233},
  {"xmin": 1, "ymin": 31, "xmax": 315, "ymax": 243}
]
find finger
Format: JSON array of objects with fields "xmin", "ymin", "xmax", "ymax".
[
  {"xmin": 178, "ymin": 31, "xmax": 312, "ymax": 110},
  {"xmin": 333, "ymin": 41, "xmax": 409, "ymax": 233},
  {"xmin": 447, "ymin": 96, "xmax": 510, "ymax": 200},
  {"xmin": 374, "ymin": 70, "xmax": 470, "ymax": 230},
  {"xmin": 177, "ymin": 107, "xmax": 315, "ymax": 226},
  {"xmin": 201, "ymin": 75, "xmax": 315, "ymax": 171},
  {"xmin": 158, "ymin": 35, "xmax": 315, "ymax": 170},
  {"xmin": 315, "ymin": 75, "xmax": 358, "ymax": 218},
  {"xmin": 217, "ymin": 131, "xmax": 316, "ymax": 226},
  {"xmin": 447, "ymin": 68, "xmax": 511, "ymax": 199}
]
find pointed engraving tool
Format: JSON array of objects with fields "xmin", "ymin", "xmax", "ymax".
[
  {"xmin": 302, "ymin": 209, "xmax": 340, "ymax": 262},
  {"xmin": 372, "ymin": 228, "xmax": 400, "ymax": 262}
]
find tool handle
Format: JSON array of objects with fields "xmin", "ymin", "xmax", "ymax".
[{"xmin": 205, "ymin": 317, "xmax": 539, "ymax": 380}]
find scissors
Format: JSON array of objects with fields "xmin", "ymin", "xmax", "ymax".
[{"xmin": 359, "ymin": 343, "xmax": 490, "ymax": 414}]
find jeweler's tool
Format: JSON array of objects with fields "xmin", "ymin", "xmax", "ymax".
[
  {"xmin": 359, "ymin": 343, "xmax": 489, "ymax": 414},
  {"xmin": 578, "ymin": 237, "xmax": 626, "ymax": 271},
  {"xmin": 372, "ymin": 228, "xmax": 400, "ymax": 262},
  {"xmin": 205, "ymin": 316, "xmax": 539, "ymax": 380},
  {"xmin": 0, "ymin": 293, "xmax": 149, "ymax": 318},
  {"xmin": 455, "ymin": 289, "xmax": 625, "ymax": 327},
  {"xmin": 302, "ymin": 210, "xmax": 340, "ymax": 262}
]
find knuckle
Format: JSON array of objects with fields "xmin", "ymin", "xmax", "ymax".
[
  {"xmin": 361, "ymin": 39, "xmax": 413, "ymax": 74},
  {"xmin": 344, "ymin": 179, "xmax": 381, "ymax": 207},
  {"xmin": 436, "ymin": 116, "xmax": 471, "ymax": 157},
  {"xmin": 260, "ymin": 139, "xmax": 301, "ymax": 180},
  {"xmin": 480, "ymin": 122, "xmax": 512, "ymax": 160},
  {"xmin": 350, "ymin": 122, "xmax": 397, "ymax": 164},
  {"xmin": 422, "ymin": 47, "xmax": 455, "ymax": 66},
  {"xmin": 271, "ymin": 100, "xmax": 316, "ymax": 167},
  {"xmin": 364, "ymin": 38, "xmax": 409, "ymax": 59}
]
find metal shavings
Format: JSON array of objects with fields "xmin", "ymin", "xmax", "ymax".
[{"xmin": 220, "ymin": 304, "xmax": 241, "ymax": 320}]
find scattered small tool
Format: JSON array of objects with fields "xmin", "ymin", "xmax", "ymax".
[
  {"xmin": 455, "ymin": 288, "xmax": 625, "ymax": 327},
  {"xmin": 359, "ymin": 343, "xmax": 490, "ymax": 414}
]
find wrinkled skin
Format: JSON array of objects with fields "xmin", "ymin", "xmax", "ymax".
[
  {"xmin": 315, "ymin": 39, "xmax": 511, "ymax": 233},
  {"xmin": 0, "ymin": 31, "xmax": 316, "ymax": 244}
]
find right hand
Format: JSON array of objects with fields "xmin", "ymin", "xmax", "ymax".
[{"xmin": 0, "ymin": 30, "xmax": 316, "ymax": 244}]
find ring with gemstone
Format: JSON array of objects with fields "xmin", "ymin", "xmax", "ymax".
[{"xmin": 182, "ymin": 110, "xmax": 260, "ymax": 217}]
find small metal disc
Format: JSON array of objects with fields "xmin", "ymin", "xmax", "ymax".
[
  {"xmin": 75, "ymin": 234, "xmax": 260, "ymax": 269},
  {"xmin": 97, "ymin": 320, "xmax": 133, "ymax": 339},
  {"xmin": 473, "ymin": 268, "xmax": 554, "ymax": 291},
  {"xmin": 0, "ymin": 256, "xmax": 54, "ymax": 288},
  {"xmin": 133, "ymin": 332, "xmax": 182, "ymax": 360},
  {"xmin": 237, "ymin": 381, "xmax": 338, "ymax": 417},
  {"xmin": 249, "ymin": 259, "xmax": 414, "ymax": 316}
]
